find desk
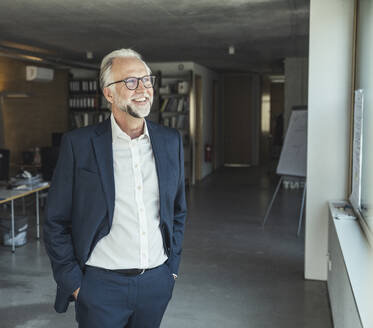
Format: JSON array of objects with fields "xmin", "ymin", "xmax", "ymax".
[
  {"xmin": 0, "ymin": 184, "xmax": 50, "ymax": 252},
  {"xmin": 11, "ymin": 163, "xmax": 42, "ymax": 176}
]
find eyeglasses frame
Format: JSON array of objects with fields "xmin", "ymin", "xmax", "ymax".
[{"xmin": 105, "ymin": 75, "xmax": 157, "ymax": 90}]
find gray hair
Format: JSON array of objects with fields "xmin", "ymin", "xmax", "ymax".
[{"xmin": 99, "ymin": 48, "xmax": 151, "ymax": 91}]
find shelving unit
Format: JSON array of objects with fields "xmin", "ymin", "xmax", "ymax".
[
  {"xmin": 147, "ymin": 71, "xmax": 161, "ymax": 124},
  {"xmin": 68, "ymin": 78, "xmax": 110, "ymax": 129},
  {"xmin": 157, "ymin": 71, "xmax": 193, "ymax": 185}
]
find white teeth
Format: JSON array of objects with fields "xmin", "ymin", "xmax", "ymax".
[{"xmin": 133, "ymin": 97, "xmax": 146, "ymax": 102}]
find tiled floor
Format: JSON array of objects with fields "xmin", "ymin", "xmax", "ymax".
[{"xmin": 0, "ymin": 166, "xmax": 332, "ymax": 328}]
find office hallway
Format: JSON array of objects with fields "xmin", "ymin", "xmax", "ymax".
[{"xmin": 0, "ymin": 166, "xmax": 333, "ymax": 328}]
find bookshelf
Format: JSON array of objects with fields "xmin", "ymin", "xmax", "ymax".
[
  {"xmin": 157, "ymin": 71, "xmax": 193, "ymax": 185},
  {"xmin": 147, "ymin": 71, "xmax": 161, "ymax": 124},
  {"xmin": 68, "ymin": 78, "xmax": 110, "ymax": 129}
]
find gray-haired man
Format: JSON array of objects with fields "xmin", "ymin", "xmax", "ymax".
[{"xmin": 44, "ymin": 48, "xmax": 187, "ymax": 327}]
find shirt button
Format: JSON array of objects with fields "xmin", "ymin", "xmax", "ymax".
[
  {"xmin": 137, "ymin": 186, "xmax": 141, "ymax": 190},
  {"xmin": 142, "ymin": 231, "xmax": 146, "ymax": 236}
]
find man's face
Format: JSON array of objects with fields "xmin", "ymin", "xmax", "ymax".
[{"xmin": 110, "ymin": 57, "xmax": 154, "ymax": 118}]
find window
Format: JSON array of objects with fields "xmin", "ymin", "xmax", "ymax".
[{"xmin": 355, "ymin": 0, "xmax": 373, "ymax": 233}]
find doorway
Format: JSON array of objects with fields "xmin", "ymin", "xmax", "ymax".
[
  {"xmin": 223, "ymin": 75, "xmax": 252, "ymax": 166},
  {"xmin": 194, "ymin": 74, "xmax": 203, "ymax": 181}
]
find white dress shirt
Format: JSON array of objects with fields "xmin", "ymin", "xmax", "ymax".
[{"xmin": 86, "ymin": 114, "xmax": 168, "ymax": 269}]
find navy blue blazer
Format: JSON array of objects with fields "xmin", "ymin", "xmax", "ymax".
[{"xmin": 43, "ymin": 119, "xmax": 187, "ymax": 313}]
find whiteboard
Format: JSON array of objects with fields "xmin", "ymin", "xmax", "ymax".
[{"xmin": 276, "ymin": 110, "xmax": 307, "ymax": 177}]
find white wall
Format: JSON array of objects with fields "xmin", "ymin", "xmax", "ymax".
[
  {"xmin": 149, "ymin": 61, "xmax": 221, "ymax": 180},
  {"xmin": 306, "ymin": 0, "xmax": 354, "ymax": 280},
  {"xmin": 284, "ymin": 57, "xmax": 308, "ymax": 132},
  {"xmin": 193, "ymin": 63, "xmax": 221, "ymax": 177},
  {"xmin": 328, "ymin": 216, "xmax": 363, "ymax": 328}
]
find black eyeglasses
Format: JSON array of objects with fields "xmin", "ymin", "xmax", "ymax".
[{"xmin": 106, "ymin": 75, "xmax": 156, "ymax": 90}]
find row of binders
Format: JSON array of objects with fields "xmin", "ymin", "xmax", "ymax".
[
  {"xmin": 160, "ymin": 97, "xmax": 189, "ymax": 113},
  {"xmin": 69, "ymin": 96, "xmax": 99, "ymax": 109},
  {"xmin": 69, "ymin": 80, "xmax": 99, "ymax": 93},
  {"xmin": 71, "ymin": 112, "xmax": 110, "ymax": 128},
  {"xmin": 162, "ymin": 114, "xmax": 188, "ymax": 129}
]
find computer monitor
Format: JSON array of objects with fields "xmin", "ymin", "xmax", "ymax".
[{"xmin": 0, "ymin": 149, "xmax": 10, "ymax": 181}]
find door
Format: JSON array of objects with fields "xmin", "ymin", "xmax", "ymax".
[{"xmin": 223, "ymin": 75, "xmax": 252, "ymax": 165}]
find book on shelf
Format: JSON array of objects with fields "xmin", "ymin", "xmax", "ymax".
[
  {"xmin": 176, "ymin": 98, "xmax": 184, "ymax": 112},
  {"xmin": 69, "ymin": 80, "xmax": 80, "ymax": 92},
  {"xmin": 73, "ymin": 114, "xmax": 82, "ymax": 128},
  {"xmin": 160, "ymin": 98, "xmax": 169, "ymax": 112},
  {"xmin": 166, "ymin": 97, "xmax": 178, "ymax": 112},
  {"xmin": 170, "ymin": 116, "xmax": 177, "ymax": 128},
  {"xmin": 72, "ymin": 111, "xmax": 110, "ymax": 129},
  {"xmin": 176, "ymin": 115, "xmax": 187, "ymax": 129},
  {"xmin": 183, "ymin": 98, "xmax": 190, "ymax": 112},
  {"xmin": 69, "ymin": 79, "xmax": 98, "ymax": 93},
  {"xmin": 163, "ymin": 118, "xmax": 170, "ymax": 127},
  {"xmin": 69, "ymin": 96, "xmax": 99, "ymax": 110},
  {"xmin": 83, "ymin": 113, "xmax": 89, "ymax": 126}
]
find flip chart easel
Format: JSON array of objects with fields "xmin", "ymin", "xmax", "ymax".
[{"xmin": 262, "ymin": 110, "xmax": 307, "ymax": 236}]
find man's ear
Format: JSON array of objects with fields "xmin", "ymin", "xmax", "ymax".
[{"xmin": 103, "ymin": 87, "xmax": 114, "ymax": 104}]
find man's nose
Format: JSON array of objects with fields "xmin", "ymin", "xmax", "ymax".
[{"xmin": 136, "ymin": 79, "xmax": 146, "ymax": 91}]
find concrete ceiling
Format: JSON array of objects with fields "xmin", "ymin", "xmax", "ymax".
[{"xmin": 0, "ymin": 0, "xmax": 309, "ymax": 73}]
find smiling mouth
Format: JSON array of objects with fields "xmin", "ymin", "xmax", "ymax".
[{"xmin": 132, "ymin": 97, "xmax": 149, "ymax": 104}]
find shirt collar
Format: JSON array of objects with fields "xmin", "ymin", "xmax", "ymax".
[{"xmin": 110, "ymin": 113, "xmax": 149, "ymax": 142}]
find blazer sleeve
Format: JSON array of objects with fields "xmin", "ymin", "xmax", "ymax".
[
  {"xmin": 169, "ymin": 131, "xmax": 187, "ymax": 274},
  {"xmin": 43, "ymin": 133, "xmax": 82, "ymax": 299}
]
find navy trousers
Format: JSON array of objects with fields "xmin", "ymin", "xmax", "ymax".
[{"xmin": 75, "ymin": 263, "xmax": 175, "ymax": 328}]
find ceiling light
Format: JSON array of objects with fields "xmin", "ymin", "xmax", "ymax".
[
  {"xmin": 228, "ymin": 45, "xmax": 235, "ymax": 55},
  {"xmin": 6, "ymin": 93, "xmax": 30, "ymax": 98},
  {"xmin": 0, "ymin": 41, "xmax": 54, "ymax": 55},
  {"xmin": 269, "ymin": 75, "xmax": 285, "ymax": 83},
  {"xmin": 21, "ymin": 55, "xmax": 43, "ymax": 62}
]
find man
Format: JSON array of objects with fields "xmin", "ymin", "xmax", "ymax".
[{"xmin": 43, "ymin": 48, "xmax": 187, "ymax": 328}]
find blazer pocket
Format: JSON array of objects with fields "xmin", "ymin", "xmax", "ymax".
[{"xmin": 78, "ymin": 167, "xmax": 99, "ymax": 176}]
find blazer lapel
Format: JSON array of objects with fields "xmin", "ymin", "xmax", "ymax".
[
  {"xmin": 147, "ymin": 120, "xmax": 166, "ymax": 220},
  {"xmin": 92, "ymin": 119, "xmax": 115, "ymax": 226}
]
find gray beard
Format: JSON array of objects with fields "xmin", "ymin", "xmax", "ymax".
[
  {"xmin": 122, "ymin": 104, "xmax": 141, "ymax": 118},
  {"xmin": 114, "ymin": 92, "xmax": 152, "ymax": 118},
  {"xmin": 118, "ymin": 103, "xmax": 147, "ymax": 119}
]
